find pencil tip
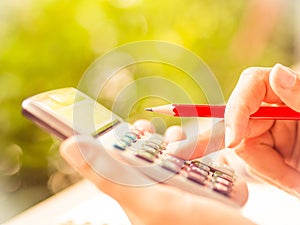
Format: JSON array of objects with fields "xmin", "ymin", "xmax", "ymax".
[{"xmin": 145, "ymin": 108, "xmax": 153, "ymax": 112}]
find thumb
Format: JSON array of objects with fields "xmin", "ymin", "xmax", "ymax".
[{"xmin": 269, "ymin": 64, "xmax": 300, "ymax": 111}]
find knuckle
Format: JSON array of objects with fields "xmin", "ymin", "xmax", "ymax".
[
  {"xmin": 225, "ymin": 101, "xmax": 251, "ymax": 117},
  {"xmin": 133, "ymin": 119, "xmax": 155, "ymax": 133},
  {"xmin": 240, "ymin": 67, "xmax": 269, "ymax": 80},
  {"xmin": 164, "ymin": 125, "xmax": 186, "ymax": 143},
  {"xmin": 285, "ymin": 101, "xmax": 300, "ymax": 112}
]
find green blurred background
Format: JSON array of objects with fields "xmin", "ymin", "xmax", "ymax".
[{"xmin": 0, "ymin": 0, "xmax": 298, "ymax": 222}]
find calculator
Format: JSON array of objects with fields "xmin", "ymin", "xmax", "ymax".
[{"xmin": 22, "ymin": 87, "xmax": 247, "ymax": 208}]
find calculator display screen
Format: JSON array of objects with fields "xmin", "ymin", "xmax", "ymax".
[{"xmin": 33, "ymin": 88, "xmax": 119, "ymax": 135}]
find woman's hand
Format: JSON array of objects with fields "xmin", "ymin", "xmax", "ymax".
[
  {"xmin": 60, "ymin": 120, "xmax": 252, "ymax": 225},
  {"xmin": 224, "ymin": 64, "xmax": 300, "ymax": 197}
]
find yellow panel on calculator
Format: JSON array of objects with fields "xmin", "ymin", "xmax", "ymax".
[{"xmin": 41, "ymin": 88, "xmax": 118, "ymax": 135}]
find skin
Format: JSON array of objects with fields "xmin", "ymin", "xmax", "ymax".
[
  {"xmin": 59, "ymin": 63, "xmax": 300, "ymax": 224},
  {"xmin": 224, "ymin": 63, "xmax": 300, "ymax": 196},
  {"xmin": 169, "ymin": 64, "xmax": 300, "ymax": 197},
  {"xmin": 60, "ymin": 120, "xmax": 253, "ymax": 225}
]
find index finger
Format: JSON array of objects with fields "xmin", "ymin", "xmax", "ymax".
[
  {"xmin": 166, "ymin": 120, "xmax": 225, "ymax": 159},
  {"xmin": 224, "ymin": 67, "xmax": 279, "ymax": 147}
]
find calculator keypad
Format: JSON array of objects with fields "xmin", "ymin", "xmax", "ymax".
[{"xmin": 113, "ymin": 129, "xmax": 235, "ymax": 197}]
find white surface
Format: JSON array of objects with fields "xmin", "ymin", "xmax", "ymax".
[
  {"xmin": 4, "ymin": 178, "xmax": 300, "ymax": 225},
  {"xmin": 243, "ymin": 181, "xmax": 300, "ymax": 225},
  {"xmin": 2, "ymin": 180, "xmax": 131, "ymax": 225}
]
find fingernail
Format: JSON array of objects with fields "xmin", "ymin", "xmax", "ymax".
[
  {"xmin": 225, "ymin": 126, "xmax": 234, "ymax": 147},
  {"xmin": 273, "ymin": 63, "xmax": 297, "ymax": 89}
]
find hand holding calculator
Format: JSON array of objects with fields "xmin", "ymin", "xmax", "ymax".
[{"xmin": 22, "ymin": 87, "xmax": 248, "ymax": 209}]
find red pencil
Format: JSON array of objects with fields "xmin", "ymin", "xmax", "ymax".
[{"xmin": 145, "ymin": 104, "xmax": 300, "ymax": 120}]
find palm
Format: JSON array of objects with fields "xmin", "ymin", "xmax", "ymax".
[
  {"xmin": 235, "ymin": 119, "xmax": 300, "ymax": 194},
  {"xmin": 271, "ymin": 120, "xmax": 300, "ymax": 167}
]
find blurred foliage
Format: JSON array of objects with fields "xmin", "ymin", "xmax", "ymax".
[{"xmin": 0, "ymin": 0, "xmax": 297, "ymax": 221}]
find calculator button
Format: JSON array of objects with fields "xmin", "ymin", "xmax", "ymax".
[
  {"xmin": 213, "ymin": 176, "xmax": 233, "ymax": 187},
  {"xmin": 131, "ymin": 145, "xmax": 159, "ymax": 156},
  {"xmin": 186, "ymin": 165, "xmax": 208, "ymax": 185},
  {"xmin": 125, "ymin": 132, "xmax": 138, "ymax": 142},
  {"xmin": 189, "ymin": 165, "xmax": 209, "ymax": 177},
  {"xmin": 212, "ymin": 182, "xmax": 232, "ymax": 196},
  {"xmin": 113, "ymin": 141, "xmax": 127, "ymax": 151},
  {"xmin": 213, "ymin": 171, "xmax": 234, "ymax": 182},
  {"xmin": 190, "ymin": 161, "xmax": 210, "ymax": 173},
  {"xmin": 143, "ymin": 141, "xmax": 161, "ymax": 151},
  {"xmin": 161, "ymin": 154, "xmax": 185, "ymax": 173},
  {"xmin": 135, "ymin": 150, "xmax": 155, "ymax": 163},
  {"xmin": 130, "ymin": 128, "xmax": 144, "ymax": 138},
  {"xmin": 121, "ymin": 136, "xmax": 134, "ymax": 145},
  {"xmin": 112, "ymin": 130, "xmax": 236, "ymax": 198}
]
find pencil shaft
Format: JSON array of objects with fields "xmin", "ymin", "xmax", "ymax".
[
  {"xmin": 173, "ymin": 104, "xmax": 225, "ymax": 117},
  {"xmin": 163, "ymin": 104, "xmax": 300, "ymax": 119}
]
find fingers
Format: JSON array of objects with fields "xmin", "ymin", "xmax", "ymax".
[
  {"xmin": 59, "ymin": 135, "xmax": 171, "ymax": 225},
  {"xmin": 269, "ymin": 64, "xmax": 300, "ymax": 111},
  {"xmin": 163, "ymin": 125, "xmax": 186, "ymax": 144},
  {"xmin": 59, "ymin": 135, "xmax": 108, "ymax": 186},
  {"xmin": 132, "ymin": 119, "xmax": 221, "ymax": 160},
  {"xmin": 235, "ymin": 136, "xmax": 300, "ymax": 197},
  {"xmin": 225, "ymin": 64, "xmax": 300, "ymax": 148},
  {"xmin": 132, "ymin": 119, "xmax": 156, "ymax": 133},
  {"xmin": 133, "ymin": 120, "xmax": 186, "ymax": 144},
  {"xmin": 225, "ymin": 66, "xmax": 281, "ymax": 148},
  {"xmin": 59, "ymin": 120, "xmax": 187, "ymax": 188},
  {"xmin": 167, "ymin": 120, "xmax": 225, "ymax": 160},
  {"xmin": 59, "ymin": 135, "xmax": 174, "ymax": 225},
  {"xmin": 60, "ymin": 135, "xmax": 154, "ymax": 187},
  {"xmin": 60, "ymin": 136, "xmax": 253, "ymax": 225},
  {"xmin": 127, "ymin": 121, "xmax": 250, "ymax": 205}
]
